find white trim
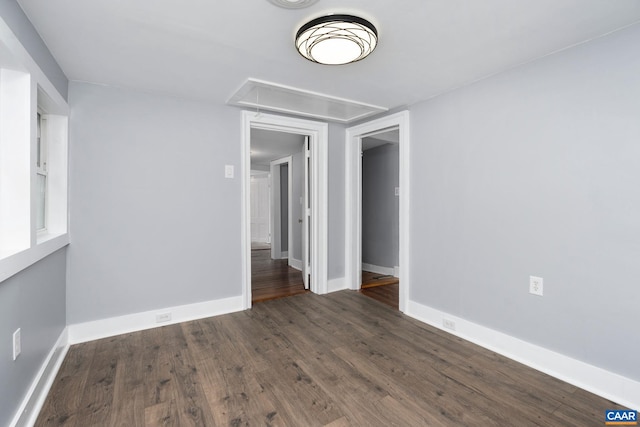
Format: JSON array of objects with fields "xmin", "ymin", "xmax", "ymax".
[
  {"xmin": 68, "ymin": 296, "xmax": 244, "ymax": 344},
  {"xmin": 270, "ymin": 160, "xmax": 282, "ymax": 259},
  {"xmin": 328, "ymin": 277, "xmax": 348, "ymax": 293},
  {"xmin": 242, "ymin": 111, "xmax": 329, "ymax": 309},
  {"xmin": 10, "ymin": 327, "xmax": 69, "ymax": 427},
  {"xmin": 289, "ymin": 257, "xmax": 303, "ymax": 271},
  {"xmin": 361, "ymin": 263, "xmax": 395, "ymax": 277},
  {"xmin": 286, "ymin": 157, "xmax": 293, "ymax": 263},
  {"xmin": 406, "ymin": 300, "xmax": 640, "ymax": 411},
  {"xmin": 228, "ymin": 78, "xmax": 388, "ymax": 123},
  {"xmin": 0, "ymin": 234, "xmax": 68, "ymax": 282},
  {"xmin": 345, "ymin": 111, "xmax": 410, "ymax": 312}
]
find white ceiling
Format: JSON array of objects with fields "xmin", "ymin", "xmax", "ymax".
[
  {"xmin": 251, "ymin": 129, "xmax": 304, "ymax": 167},
  {"xmin": 363, "ymin": 129, "xmax": 399, "ymax": 151},
  {"xmin": 17, "ymin": 1, "xmax": 640, "ymax": 110}
]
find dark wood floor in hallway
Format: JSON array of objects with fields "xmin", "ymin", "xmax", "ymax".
[
  {"xmin": 251, "ymin": 248, "xmax": 308, "ymax": 303},
  {"xmin": 360, "ymin": 270, "xmax": 399, "ymax": 309},
  {"xmin": 36, "ymin": 291, "xmax": 628, "ymax": 426}
]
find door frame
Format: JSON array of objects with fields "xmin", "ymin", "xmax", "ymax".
[
  {"xmin": 241, "ymin": 111, "xmax": 328, "ymax": 309},
  {"xmin": 270, "ymin": 156, "xmax": 293, "ymax": 260},
  {"xmin": 345, "ymin": 111, "xmax": 410, "ymax": 312}
]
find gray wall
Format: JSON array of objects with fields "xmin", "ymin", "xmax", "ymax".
[
  {"xmin": 0, "ymin": 4, "xmax": 68, "ymax": 425},
  {"xmin": 0, "ymin": 0, "xmax": 67, "ymax": 98},
  {"xmin": 409, "ymin": 23, "xmax": 640, "ymax": 381},
  {"xmin": 362, "ymin": 142, "xmax": 399, "ymax": 268},
  {"xmin": 67, "ymin": 83, "xmax": 347, "ymax": 323},
  {"xmin": 67, "ymin": 82, "xmax": 242, "ymax": 323},
  {"xmin": 0, "ymin": 248, "xmax": 66, "ymax": 427},
  {"xmin": 291, "ymin": 150, "xmax": 304, "ymax": 262},
  {"xmin": 280, "ymin": 164, "xmax": 288, "ymax": 252}
]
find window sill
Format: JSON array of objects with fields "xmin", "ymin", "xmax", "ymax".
[
  {"xmin": 0, "ymin": 233, "xmax": 69, "ymax": 283},
  {"xmin": 37, "ymin": 230, "xmax": 66, "ymax": 245}
]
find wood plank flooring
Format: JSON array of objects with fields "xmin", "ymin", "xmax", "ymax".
[
  {"xmin": 36, "ymin": 291, "xmax": 628, "ymax": 426},
  {"xmin": 360, "ymin": 270, "xmax": 399, "ymax": 309},
  {"xmin": 361, "ymin": 271, "xmax": 399, "ymax": 289},
  {"xmin": 251, "ymin": 249, "xmax": 308, "ymax": 303},
  {"xmin": 360, "ymin": 283, "xmax": 399, "ymax": 310}
]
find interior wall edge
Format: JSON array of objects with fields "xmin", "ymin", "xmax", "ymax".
[
  {"xmin": 67, "ymin": 295, "xmax": 244, "ymax": 345},
  {"xmin": 327, "ymin": 277, "xmax": 348, "ymax": 293},
  {"xmin": 361, "ymin": 263, "xmax": 395, "ymax": 277},
  {"xmin": 9, "ymin": 327, "xmax": 69, "ymax": 427},
  {"xmin": 406, "ymin": 299, "xmax": 639, "ymax": 411}
]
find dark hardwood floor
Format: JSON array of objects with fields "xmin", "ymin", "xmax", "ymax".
[
  {"xmin": 251, "ymin": 248, "xmax": 308, "ymax": 303},
  {"xmin": 36, "ymin": 291, "xmax": 628, "ymax": 426},
  {"xmin": 360, "ymin": 270, "xmax": 399, "ymax": 310},
  {"xmin": 361, "ymin": 271, "xmax": 399, "ymax": 288}
]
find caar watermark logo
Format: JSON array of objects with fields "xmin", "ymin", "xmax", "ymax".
[{"xmin": 605, "ymin": 410, "xmax": 638, "ymax": 425}]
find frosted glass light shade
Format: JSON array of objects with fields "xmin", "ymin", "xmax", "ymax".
[{"xmin": 295, "ymin": 15, "xmax": 378, "ymax": 65}]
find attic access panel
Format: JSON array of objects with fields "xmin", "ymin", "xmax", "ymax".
[{"xmin": 227, "ymin": 79, "xmax": 387, "ymax": 124}]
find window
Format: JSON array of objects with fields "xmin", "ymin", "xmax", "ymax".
[
  {"xmin": 0, "ymin": 68, "xmax": 31, "ymax": 258},
  {"xmin": 36, "ymin": 110, "xmax": 47, "ymax": 231},
  {"xmin": 35, "ymin": 87, "xmax": 69, "ymax": 242},
  {"xmin": 0, "ymin": 21, "xmax": 69, "ymax": 282}
]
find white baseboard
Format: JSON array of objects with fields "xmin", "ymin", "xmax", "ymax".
[
  {"xmin": 281, "ymin": 251, "xmax": 288, "ymax": 258},
  {"xmin": 406, "ymin": 300, "xmax": 640, "ymax": 410},
  {"xmin": 10, "ymin": 327, "xmax": 70, "ymax": 427},
  {"xmin": 393, "ymin": 266, "xmax": 400, "ymax": 278},
  {"xmin": 289, "ymin": 258, "xmax": 302, "ymax": 271},
  {"xmin": 68, "ymin": 295, "xmax": 244, "ymax": 344},
  {"xmin": 328, "ymin": 277, "xmax": 348, "ymax": 293},
  {"xmin": 361, "ymin": 263, "xmax": 395, "ymax": 277}
]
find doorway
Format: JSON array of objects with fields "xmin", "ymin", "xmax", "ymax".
[
  {"xmin": 345, "ymin": 111, "xmax": 410, "ymax": 312},
  {"xmin": 241, "ymin": 112, "xmax": 329, "ymax": 309},
  {"xmin": 360, "ymin": 131, "xmax": 400, "ymax": 309},
  {"xmin": 249, "ymin": 132, "xmax": 307, "ymax": 303}
]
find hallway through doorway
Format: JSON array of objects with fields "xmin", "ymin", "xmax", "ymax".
[{"xmin": 251, "ymin": 246, "xmax": 308, "ymax": 303}]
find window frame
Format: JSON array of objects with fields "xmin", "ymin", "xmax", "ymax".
[
  {"xmin": 0, "ymin": 15, "xmax": 69, "ymax": 283},
  {"xmin": 36, "ymin": 109, "xmax": 48, "ymax": 233}
]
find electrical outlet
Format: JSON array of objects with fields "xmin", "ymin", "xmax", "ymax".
[
  {"xmin": 13, "ymin": 328, "xmax": 21, "ymax": 360},
  {"xmin": 156, "ymin": 312, "xmax": 172, "ymax": 323},
  {"xmin": 529, "ymin": 276, "xmax": 543, "ymax": 296},
  {"xmin": 443, "ymin": 319, "xmax": 456, "ymax": 330},
  {"xmin": 224, "ymin": 165, "xmax": 234, "ymax": 178},
  {"xmin": 395, "ymin": 187, "xmax": 400, "ymax": 196}
]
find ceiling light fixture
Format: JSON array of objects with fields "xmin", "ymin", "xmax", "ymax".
[
  {"xmin": 295, "ymin": 14, "xmax": 378, "ymax": 65},
  {"xmin": 268, "ymin": 0, "xmax": 318, "ymax": 9}
]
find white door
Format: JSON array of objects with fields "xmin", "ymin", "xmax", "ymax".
[
  {"xmin": 251, "ymin": 174, "xmax": 270, "ymax": 243},
  {"xmin": 302, "ymin": 136, "xmax": 311, "ymax": 290}
]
